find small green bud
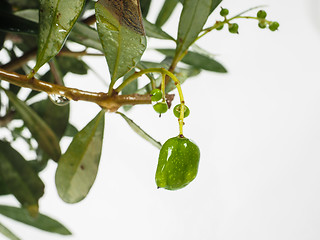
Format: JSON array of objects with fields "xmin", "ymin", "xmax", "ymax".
[
  {"xmin": 153, "ymin": 102, "xmax": 168, "ymax": 114},
  {"xmin": 258, "ymin": 21, "xmax": 267, "ymax": 29},
  {"xmin": 220, "ymin": 8, "xmax": 229, "ymax": 17},
  {"xmin": 257, "ymin": 10, "xmax": 267, "ymax": 19},
  {"xmin": 216, "ymin": 22, "xmax": 224, "ymax": 30},
  {"xmin": 150, "ymin": 89, "xmax": 162, "ymax": 102},
  {"xmin": 269, "ymin": 21, "xmax": 279, "ymax": 31},
  {"xmin": 228, "ymin": 23, "xmax": 239, "ymax": 34},
  {"xmin": 173, "ymin": 104, "xmax": 190, "ymax": 118}
]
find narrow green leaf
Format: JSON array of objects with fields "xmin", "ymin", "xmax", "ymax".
[
  {"xmin": 55, "ymin": 110, "xmax": 105, "ymax": 203},
  {"xmin": 210, "ymin": 0, "xmax": 222, "ymax": 14},
  {"xmin": 140, "ymin": 0, "xmax": 152, "ymax": 18},
  {"xmin": 157, "ymin": 48, "xmax": 227, "ymax": 73},
  {"xmin": 117, "ymin": 112, "xmax": 162, "ymax": 149},
  {"xmin": 176, "ymin": 0, "xmax": 212, "ymax": 55},
  {"xmin": 0, "ymin": 221, "xmax": 20, "ymax": 240},
  {"xmin": 69, "ymin": 23, "xmax": 103, "ymax": 51},
  {"xmin": 31, "ymin": 98, "xmax": 70, "ymax": 140},
  {"xmin": 143, "ymin": 19, "xmax": 175, "ymax": 41},
  {"xmin": 95, "ymin": 0, "xmax": 147, "ymax": 83},
  {"xmin": 55, "ymin": 56, "xmax": 88, "ymax": 76},
  {"xmin": 64, "ymin": 123, "xmax": 78, "ymax": 138},
  {"xmin": 5, "ymin": 90, "xmax": 61, "ymax": 161},
  {"xmin": 34, "ymin": 0, "xmax": 87, "ymax": 72},
  {"xmin": 0, "ymin": 205, "xmax": 71, "ymax": 235},
  {"xmin": 0, "ymin": 141, "xmax": 44, "ymax": 209},
  {"xmin": 0, "ymin": 11, "xmax": 38, "ymax": 35},
  {"xmin": 155, "ymin": 0, "xmax": 179, "ymax": 27}
]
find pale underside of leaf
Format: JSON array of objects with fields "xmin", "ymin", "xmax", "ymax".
[
  {"xmin": 0, "ymin": 222, "xmax": 20, "ymax": 240},
  {"xmin": 4, "ymin": 90, "xmax": 61, "ymax": 161},
  {"xmin": 0, "ymin": 205, "xmax": 71, "ymax": 235},
  {"xmin": 176, "ymin": 0, "xmax": 212, "ymax": 55},
  {"xmin": 117, "ymin": 112, "xmax": 162, "ymax": 149},
  {"xmin": 34, "ymin": 0, "xmax": 86, "ymax": 72},
  {"xmin": 95, "ymin": 0, "xmax": 147, "ymax": 83},
  {"xmin": 55, "ymin": 111, "xmax": 105, "ymax": 203}
]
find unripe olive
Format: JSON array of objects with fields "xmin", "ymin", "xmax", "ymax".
[
  {"xmin": 228, "ymin": 23, "xmax": 239, "ymax": 34},
  {"xmin": 173, "ymin": 104, "xmax": 190, "ymax": 118},
  {"xmin": 257, "ymin": 10, "xmax": 267, "ymax": 19},
  {"xmin": 153, "ymin": 102, "xmax": 168, "ymax": 114},
  {"xmin": 258, "ymin": 21, "xmax": 267, "ymax": 29},
  {"xmin": 269, "ymin": 21, "xmax": 279, "ymax": 31},
  {"xmin": 155, "ymin": 136, "xmax": 200, "ymax": 190},
  {"xmin": 150, "ymin": 89, "xmax": 162, "ymax": 102},
  {"xmin": 220, "ymin": 8, "xmax": 229, "ymax": 17}
]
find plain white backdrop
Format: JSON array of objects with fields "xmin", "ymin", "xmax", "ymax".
[{"xmin": 1, "ymin": 0, "xmax": 320, "ymax": 239}]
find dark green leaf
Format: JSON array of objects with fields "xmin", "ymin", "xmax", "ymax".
[
  {"xmin": 0, "ymin": 11, "xmax": 38, "ymax": 35},
  {"xmin": 140, "ymin": 0, "xmax": 152, "ymax": 18},
  {"xmin": 31, "ymin": 98, "xmax": 70, "ymax": 140},
  {"xmin": 210, "ymin": 0, "xmax": 223, "ymax": 13},
  {"xmin": 0, "ymin": 32, "xmax": 5, "ymax": 51},
  {"xmin": 5, "ymin": 90, "xmax": 61, "ymax": 161},
  {"xmin": 69, "ymin": 23, "xmax": 103, "ymax": 51},
  {"xmin": 34, "ymin": 0, "xmax": 87, "ymax": 72},
  {"xmin": 176, "ymin": 0, "xmax": 212, "ymax": 55},
  {"xmin": 0, "ymin": 222, "xmax": 20, "ymax": 240},
  {"xmin": 155, "ymin": 0, "xmax": 179, "ymax": 27},
  {"xmin": 55, "ymin": 56, "xmax": 88, "ymax": 76},
  {"xmin": 95, "ymin": 0, "xmax": 147, "ymax": 83},
  {"xmin": 55, "ymin": 110, "xmax": 105, "ymax": 203},
  {"xmin": 143, "ymin": 19, "xmax": 175, "ymax": 41},
  {"xmin": 0, "ymin": 205, "xmax": 71, "ymax": 235},
  {"xmin": 64, "ymin": 123, "xmax": 78, "ymax": 137},
  {"xmin": 117, "ymin": 112, "xmax": 162, "ymax": 149},
  {"xmin": 157, "ymin": 48, "xmax": 227, "ymax": 72},
  {"xmin": 0, "ymin": 141, "xmax": 44, "ymax": 210}
]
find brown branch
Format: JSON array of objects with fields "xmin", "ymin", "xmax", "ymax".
[
  {"xmin": 0, "ymin": 68, "xmax": 174, "ymax": 112},
  {"xmin": 82, "ymin": 15, "xmax": 96, "ymax": 25},
  {"xmin": 1, "ymin": 48, "xmax": 37, "ymax": 72}
]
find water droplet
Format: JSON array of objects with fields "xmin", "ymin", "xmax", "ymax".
[{"xmin": 49, "ymin": 94, "xmax": 70, "ymax": 106}]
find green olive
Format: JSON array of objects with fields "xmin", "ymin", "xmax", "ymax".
[
  {"xmin": 228, "ymin": 23, "xmax": 239, "ymax": 34},
  {"xmin": 173, "ymin": 104, "xmax": 190, "ymax": 118},
  {"xmin": 153, "ymin": 102, "xmax": 168, "ymax": 114},
  {"xmin": 150, "ymin": 89, "xmax": 162, "ymax": 102},
  {"xmin": 155, "ymin": 136, "xmax": 200, "ymax": 190}
]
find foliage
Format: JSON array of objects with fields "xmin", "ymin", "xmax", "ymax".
[{"xmin": 0, "ymin": 0, "xmax": 278, "ymax": 238}]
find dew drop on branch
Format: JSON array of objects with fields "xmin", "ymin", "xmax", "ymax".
[{"xmin": 49, "ymin": 94, "xmax": 70, "ymax": 106}]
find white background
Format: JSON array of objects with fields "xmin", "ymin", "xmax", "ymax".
[{"xmin": 1, "ymin": 0, "xmax": 320, "ymax": 239}]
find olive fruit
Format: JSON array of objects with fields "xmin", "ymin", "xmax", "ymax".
[
  {"xmin": 228, "ymin": 23, "xmax": 239, "ymax": 34},
  {"xmin": 153, "ymin": 102, "xmax": 168, "ymax": 114},
  {"xmin": 220, "ymin": 8, "xmax": 229, "ymax": 17},
  {"xmin": 257, "ymin": 10, "xmax": 267, "ymax": 19},
  {"xmin": 173, "ymin": 104, "xmax": 190, "ymax": 118},
  {"xmin": 155, "ymin": 136, "xmax": 200, "ymax": 190},
  {"xmin": 269, "ymin": 21, "xmax": 279, "ymax": 31},
  {"xmin": 150, "ymin": 89, "xmax": 162, "ymax": 102}
]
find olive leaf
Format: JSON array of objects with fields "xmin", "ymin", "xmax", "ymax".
[
  {"xmin": 143, "ymin": 19, "xmax": 175, "ymax": 41},
  {"xmin": 55, "ymin": 110, "xmax": 105, "ymax": 203},
  {"xmin": 155, "ymin": 0, "xmax": 179, "ymax": 27},
  {"xmin": 117, "ymin": 112, "xmax": 162, "ymax": 149},
  {"xmin": 0, "ymin": 141, "xmax": 44, "ymax": 211},
  {"xmin": 0, "ymin": 11, "xmax": 38, "ymax": 35},
  {"xmin": 69, "ymin": 23, "xmax": 103, "ymax": 52},
  {"xmin": 140, "ymin": 0, "xmax": 152, "ymax": 18},
  {"xmin": 0, "ymin": 222, "xmax": 20, "ymax": 240},
  {"xmin": 156, "ymin": 48, "xmax": 227, "ymax": 73},
  {"xmin": 31, "ymin": 98, "xmax": 70, "ymax": 140},
  {"xmin": 95, "ymin": 0, "xmax": 147, "ymax": 83},
  {"xmin": 0, "ymin": 205, "xmax": 71, "ymax": 235},
  {"xmin": 34, "ymin": 0, "xmax": 87, "ymax": 73},
  {"xmin": 5, "ymin": 90, "xmax": 61, "ymax": 161},
  {"xmin": 176, "ymin": 0, "xmax": 212, "ymax": 55},
  {"xmin": 210, "ymin": 0, "xmax": 223, "ymax": 14}
]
